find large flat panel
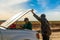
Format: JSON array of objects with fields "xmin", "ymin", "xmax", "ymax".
[{"xmin": 0, "ymin": 9, "xmax": 32, "ymax": 28}]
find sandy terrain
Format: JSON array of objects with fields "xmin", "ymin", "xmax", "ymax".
[{"xmin": 39, "ymin": 32, "xmax": 60, "ymax": 40}]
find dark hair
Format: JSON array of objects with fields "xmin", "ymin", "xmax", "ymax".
[
  {"xmin": 24, "ymin": 18, "xmax": 29, "ymax": 21},
  {"xmin": 41, "ymin": 14, "xmax": 46, "ymax": 17}
]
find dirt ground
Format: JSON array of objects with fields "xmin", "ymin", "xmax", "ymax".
[{"xmin": 39, "ymin": 32, "xmax": 60, "ymax": 40}]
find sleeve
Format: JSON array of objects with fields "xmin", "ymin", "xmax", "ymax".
[{"xmin": 33, "ymin": 13, "xmax": 41, "ymax": 22}]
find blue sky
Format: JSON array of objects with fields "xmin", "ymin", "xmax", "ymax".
[
  {"xmin": 12, "ymin": 0, "xmax": 60, "ymax": 13},
  {"xmin": 0, "ymin": 0, "xmax": 60, "ymax": 21}
]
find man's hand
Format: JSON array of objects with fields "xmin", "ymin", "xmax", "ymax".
[{"xmin": 31, "ymin": 9, "xmax": 35, "ymax": 14}]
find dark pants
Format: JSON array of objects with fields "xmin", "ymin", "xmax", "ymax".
[{"xmin": 42, "ymin": 34, "xmax": 49, "ymax": 40}]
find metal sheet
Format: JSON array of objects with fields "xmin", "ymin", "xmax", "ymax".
[{"xmin": 0, "ymin": 9, "xmax": 32, "ymax": 29}]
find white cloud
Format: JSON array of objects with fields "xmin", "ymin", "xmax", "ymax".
[
  {"xmin": 37, "ymin": 0, "xmax": 48, "ymax": 8},
  {"xmin": 30, "ymin": 4, "xmax": 35, "ymax": 6},
  {"xmin": 44, "ymin": 5, "xmax": 60, "ymax": 21},
  {"xmin": 0, "ymin": 0, "xmax": 28, "ymax": 20},
  {"xmin": 0, "ymin": 0, "xmax": 28, "ymax": 7},
  {"xmin": 53, "ymin": 5, "xmax": 60, "ymax": 12},
  {"xmin": 0, "ymin": 0, "xmax": 28, "ymax": 12},
  {"xmin": 45, "ymin": 11, "xmax": 60, "ymax": 21}
]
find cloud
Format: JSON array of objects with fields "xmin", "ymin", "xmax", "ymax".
[
  {"xmin": 53, "ymin": 5, "xmax": 60, "ymax": 12},
  {"xmin": 45, "ymin": 11, "xmax": 60, "ymax": 21},
  {"xmin": 0, "ymin": 0, "xmax": 28, "ymax": 11},
  {"xmin": 0, "ymin": 0, "xmax": 28, "ymax": 7},
  {"xmin": 0, "ymin": 0, "xmax": 28, "ymax": 20},
  {"xmin": 37, "ymin": 0, "xmax": 60, "ymax": 12},
  {"xmin": 37, "ymin": 0, "xmax": 48, "ymax": 8},
  {"xmin": 30, "ymin": 4, "xmax": 35, "ymax": 7},
  {"xmin": 0, "ymin": 0, "xmax": 28, "ymax": 13},
  {"xmin": 44, "ymin": 5, "xmax": 60, "ymax": 21}
]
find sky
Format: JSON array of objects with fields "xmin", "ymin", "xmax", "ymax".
[{"xmin": 0, "ymin": 0, "xmax": 60, "ymax": 21}]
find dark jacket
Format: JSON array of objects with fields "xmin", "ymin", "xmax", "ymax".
[
  {"xmin": 33, "ymin": 14, "xmax": 51, "ymax": 36},
  {"xmin": 23, "ymin": 22, "xmax": 32, "ymax": 30}
]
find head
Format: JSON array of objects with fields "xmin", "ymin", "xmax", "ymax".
[
  {"xmin": 24, "ymin": 18, "xmax": 29, "ymax": 23},
  {"xmin": 41, "ymin": 14, "xmax": 46, "ymax": 18}
]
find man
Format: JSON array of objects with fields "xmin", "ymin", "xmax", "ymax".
[
  {"xmin": 31, "ymin": 9, "xmax": 51, "ymax": 40},
  {"xmin": 23, "ymin": 18, "xmax": 32, "ymax": 30}
]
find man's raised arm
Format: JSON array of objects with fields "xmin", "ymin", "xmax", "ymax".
[{"xmin": 31, "ymin": 9, "xmax": 41, "ymax": 21}]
